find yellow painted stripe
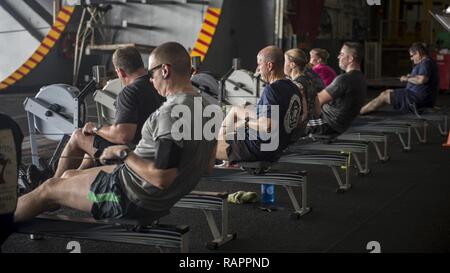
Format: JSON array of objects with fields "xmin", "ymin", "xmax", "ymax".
[
  {"xmin": 48, "ymin": 30, "xmax": 60, "ymax": 40},
  {"xmin": 18, "ymin": 67, "xmax": 30, "ymax": 74},
  {"xmin": 4, "ymin": 78, "xmax": 15, "ymax": 85},
  {"xmin": 37, "ymin": 46, "xmax": 50, "ymax": 55},
  {"xmin": 198, "ymin": 33, "xmax": 213, "ymax": 44},
  {"xmin": 59, "ymin": 13, "xmax": 71, "ymax": 23},
  {"xmin": 42, "ymin": 38, "xmax": 55, "ymax": 48},
  {"xmin": 202, "ymin": 24, "xmax": 216, "ymax": 35},
  {"xmin": 205, "ymin": 13, "xmax": 219, "ymax": 25},
  {"xmin": 210, "ymin": 8, "xmax": 221, "ymax": 14},
  {"xmin": 0, "ymin": 6, "xmax": 74, "ymax": 90},
  {"xmin": 53, "ymin": 23, "xmax": 66, "ymax": 29},
  {"xmin": 25, "ymin": 60, "xmax": 37, "ymax": 69},
  {"xmin": 191, "ymin": 5, "xmax": 222, "ymax": 61},
  {"xmin": 12, "ymin": 72, "xmax": 24, "ymax": 80},
  {"xmin": 31, "ymin": 53, "xmax": 44, "ymax": 62},
  {"xmin": 195, "ymin": 43, "xmax": 209, "ymax": 53}
]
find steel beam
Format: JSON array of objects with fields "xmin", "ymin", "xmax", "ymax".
[
  {"xmin": 0, "ymin": 0, "xmax": 44, "ymax": 42},
  {"xmin": 24, "ymin": 0, "xmax": 53, "ymax": 25}
]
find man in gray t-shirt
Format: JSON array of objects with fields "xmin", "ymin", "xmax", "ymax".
[
  {"xmin": 13, "ymin": 42, "xmax": 216, "ymax": 223},
  {"xmin": 118, "ymin": 92, "xmax": 215, "ymax": 212},
  {"xmin": 308, "ymin": 42, "xmax": 367, "ymax": 135}
]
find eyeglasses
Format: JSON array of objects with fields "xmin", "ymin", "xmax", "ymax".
[{"xmin": 147, "ymin": 64, "xmax": 164, "ymax": 79}]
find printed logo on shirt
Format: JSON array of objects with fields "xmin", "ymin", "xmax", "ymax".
[{"xmin": 284, "ymin": 94, "xmax": 301, "ymax": 134}]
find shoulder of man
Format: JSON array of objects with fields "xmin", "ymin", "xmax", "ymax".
[
  {"xmin": 121, "ymin": 75, "xmax": 150, "ymax": 93},
  {"xmin": 422, "ymin": 57, "xmax": 435, "ymax": 68},
  {"xmin": 145, "ymin": 105, "xmax": 175, "ymax": 140},
  {"xmin": 118, "ymin": 82, "xmax": 139, "ymax": 100},
  {"xmin": 270, "ymin": 78, "xmax": 296, "ymax": 90}
]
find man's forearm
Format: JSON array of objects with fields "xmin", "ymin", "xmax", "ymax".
[
  {"xmin": 406, "ymin": 75, "xmax": 427, "ymax": 85},
  {"xmin": 247, "ymin": 117, "xmax": 271, "ymax": 133},
  {"xmin": 407, "ymin": 76, "xmax": 420, "ymax": 85},
  {"xmin": 96, "ymin": 124, "xmax": 135, "ymax": 144},
  {"xmin": 96, "ymin": 125, "xmax": 121, "ymax": 143}
]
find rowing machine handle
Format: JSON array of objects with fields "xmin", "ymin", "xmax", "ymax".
[{"xmin": 77, "ymin": 79, "xmax": 97, "ymax": 102}]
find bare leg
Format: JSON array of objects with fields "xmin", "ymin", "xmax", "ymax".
[
  {"xmin": 360, "ymin": 89, "xmax": 393, "ymax": 115},
  {"xmin": 78, "ymin": 153, "xmax": 95, "ymax": 171},
  {"xmin": 216, "ymin": 139, "xmax": 230, "ymax": 160},
  {"xmin": 216, "ymin": 106, "xmax": 257, "ymax": 161},
  {"xmin": 218, "ymin": 107, "xmax": 238, "ymax": 139},
  {"xmin": 54, "ymin": 129, "xmax": 97, "ymax": 178},
  {"xmin": 216, "ymin": 107, "xmax": 242, "ymax": 161},
  {"xmin": 14, "ymin": 169, "xmax": 103, "ymax": 223},
  {"xmin": 62, "ymin": 165, "xmax": 117, "ymax": 179}
]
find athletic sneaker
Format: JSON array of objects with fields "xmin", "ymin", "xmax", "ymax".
[{"xmin": 20, "ymin": 164, "xmax": 52, "ymax": 194}]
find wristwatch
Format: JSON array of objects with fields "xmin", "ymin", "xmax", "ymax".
[{"xmin": 118, "ymin": 148, "xmax": 130, "ymax": 161}]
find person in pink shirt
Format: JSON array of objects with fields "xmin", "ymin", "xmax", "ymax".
[{"xmin": 309, "ymin": 48, "xmax": 337, "ymax": 86}]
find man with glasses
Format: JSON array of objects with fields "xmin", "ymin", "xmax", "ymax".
[
  {"xmin": 14, "ymin": 42, "xmax": 217, "ymax": 223},
  {"xmin": 307, "ymin": 42, "xmax": 367, "ymax": 135},
  {"xmin": 360, "ymin": 42, "xmax": 439, "ymax": 114},
  {"xmin": 28, "ymin": 46, "xmax": 163, "ymax": 188}
]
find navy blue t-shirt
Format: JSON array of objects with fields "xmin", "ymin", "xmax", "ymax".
[
  {"xmin": 406, "ymin": 57, "xmax": 439, "ymax": 107},
  {"xmin": 245, "ymin": 79, "xmax": 302, "ymax": 161}
]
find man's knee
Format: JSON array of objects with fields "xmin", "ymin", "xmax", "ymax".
[
  {"xmin": 70, "ymin": 128, "xmax": 85, "ymax": 145},
  {"xmin": 382, "ymin": 90, "xmax": 393, "ymax": 104},
  {"xmin": 37, "ymin": 178, "xmax": 61, "ymax": 203},
  {"xmin": 61, "ymin": 169, "xmax": 79, "ymax": 179}
]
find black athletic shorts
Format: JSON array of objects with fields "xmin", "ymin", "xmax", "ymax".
[
  {"xmin": 89, "ymin": 165, "xmax": 168, "ymax": 221},
  {"xmin": 93, "ymin": 135, "xmax": 115, "ymax": 158},
  {"xmin": 390, "ymin": 88, "xmax": 416, "ymax": 113},
  {"xmin": 226, "ymin": 140, "xmax": 257, "ymax": 163}
]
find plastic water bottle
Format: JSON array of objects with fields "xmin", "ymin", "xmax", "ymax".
[{"xmin": 261, "ymin": 184, "xmax": 275, "ymax": 205}]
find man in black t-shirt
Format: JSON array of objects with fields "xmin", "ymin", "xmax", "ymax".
[
  {"xmin": 49, "ymin": 47, "xmax": 163, "ymax": 179},
  {"xmin": 308, "ymin": 42, "xmax": 367, "ymax": 135}
]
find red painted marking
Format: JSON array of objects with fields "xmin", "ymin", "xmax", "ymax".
[
  {"xmin": 193, "ymin": 48, "xmax": 206, "ymax": 56},
  {"xmin": 197, "ymin": 38, "xmax": 209, "ymax": 47},
  {"xmin": 204, "ymin": 19, "xmax": 217, "ymax": 28},
  {"xmin": 201, "ymin": 29, "xmax": 213, "ymax": 38},
  {"xmin": 23, "ymin": 63, "xmax": 33, "ymax": 70},
  {"xmin": 16, "ymin": 70, "xmax": 26, "ymax": 77},
  {"xmin": 207, "ymin": 8, "xmax": 220, "ymax": 18}
]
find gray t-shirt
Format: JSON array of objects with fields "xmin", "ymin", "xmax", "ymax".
[
  {"xmin": 118, "ymin": 92, "xmax": 216, "ymax": 212},
  {"xmin": 321, "ymin": 70, "xmax": 367, "ymax": 133}
]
